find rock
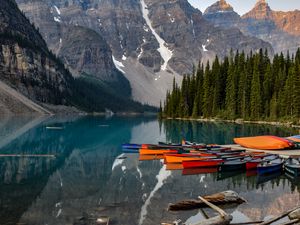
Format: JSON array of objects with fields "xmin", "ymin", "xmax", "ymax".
[
  {"xmin": 288, "ymin": 208, "xmax": 300, "ymax": 220},
  {"xmin": 204, "ymin": 0, "xmax": 300, "ymax": 54}
]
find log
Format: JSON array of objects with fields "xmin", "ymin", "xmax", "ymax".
[
  {"xmin": 278, "ymin": 219, "xmax": 299, "ymax": 225},
  {"xmin": 168, "ymin": 191, "xmax": 245, "ymax": 211},
  {"xmin": 190, "ymin": 215, "xmax": 232, "ymax": 225},
  {"xmin": 189, "ymin": 196, "xmax": 232, "ymax": 225},
  {"xmin": 288, "ymin": 208, "xmax": 300, "ymax": 220},
  {"xmin": 260, "ymin": 206, "xmax": 300, "ymax": 225}
]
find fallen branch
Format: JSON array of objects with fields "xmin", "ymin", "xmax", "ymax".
[
  {"xmin": 260, "ymin": 206, "xmax": 300, "ymax": 225},
  {"xmin": 230, "ymin": 221, "xmax": 264, "ymax": 225},
  {"xmin": 278, "ymin": 219, "xmax": 299, "ymax": 225},
  {"xmin": 168, "ymin": 191, "xmax": 245, "ymax": 211},
  {"xmin": 189, "ymin": 196, "xmax": 232, "ymax": 225}
]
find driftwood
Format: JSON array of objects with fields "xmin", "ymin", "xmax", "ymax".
[
  {"xmin": 168, "ymin": 191, "xmax": 245, "ymax": 211},
  {"xmin": 259, "ymin": 206, "xmax": 300, "ymax": 225},
  {"xmin": 189, "ymin": 196, "xmax": 232, "ymax": 225},
  {"xmin": 288, "ymin": 208, "xmax": 300, "ymax": 220},
  {"xmin": 278, "ymin": 219, "xmax": 299, "ymax": 225}
]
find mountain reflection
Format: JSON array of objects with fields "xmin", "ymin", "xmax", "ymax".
[{"xmin": 0, "ymin": 117, "xmax": 300, "ymax": 224}]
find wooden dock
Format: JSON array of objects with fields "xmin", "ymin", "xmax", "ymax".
[{"xmin": 224, "ymin": 144, "xmax": 300, "ymax": 158}]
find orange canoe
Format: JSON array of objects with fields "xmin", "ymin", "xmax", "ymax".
[
  {"xmin": 234, "ymin": 136, "xmax": 294, "ymax": 150},
  {"xmin": 139, "ymin": 149, "xmax": 178, "ymax": 155},
  {"xmin": 164, "ymin": 154, "xmax": 214, "ymax": 164},
  {"xmin": 139, "ymin": 155, "xmax": 164, "ymax": 161}
]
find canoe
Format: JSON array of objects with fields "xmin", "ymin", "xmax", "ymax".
[
  {"xmin": 246, "ymin": 155, "xmax": 278, "ymax": 170},
  {"xmin": 166, "ymin": 163, "xmax": 183, "ymax": 170},
  {"xmin": 164, "ymin": 152, "xmax": 244, "ymax": 164},
  {"xmin": 182, "ymin": 159, "xmax": 224, "ymax": 169},
  {"xmin": 139, "ymin": 155, "xmax": 164, "ymax": 161},
  {"xmin": 257, "ymin": 159, "xmax": 284, "ymax": 175},
  {"xmin": 122, "ymin": 149, "xmax": 139, "ymax": 153},
  {"xmin": 164, "ymin": 152, "xmax": 216, "ymax": 163},
  {"xmin": 122, "ymin": 143, "xmax": 142, "ymax": 149},
  {"xmin": 286, "ymin": 135, "xmax": 300, "ymax": 143},
  {"xmin": 234, "ymin": 135, "xmax": 294, "ymax": 150},
  {"xmin": 284, "ymin": 159, "xmax": 300, "ymax": 177},
  {"xmin": 218, "ymin": 158, "xmax": 250, "ymax": 172},
  {"xmin": 139, "ymin": 149, "xmax": 178, "ymax": 155},
  {"xmin": 182, "ymin": 167, "xmax": 218, "ymax": 175}
]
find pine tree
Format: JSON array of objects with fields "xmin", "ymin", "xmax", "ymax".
[{"xmin": 250, "ymin": 56, "xmax": 262, "ymax": 119}]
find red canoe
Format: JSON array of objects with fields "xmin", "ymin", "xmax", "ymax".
[{"xmin": 182, "ymin": 159, "xmax": 224, "ymax": 169}]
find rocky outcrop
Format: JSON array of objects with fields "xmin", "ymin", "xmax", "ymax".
[
  {"xmin": 58, "ymin": 26, "xmax": 131, "ymax": 98},
  {"xmin": 0, "ymin": 0, "xmax": 75, "ymax": 113},
  {"xmin": 204, "ymin": 0, "xmax": 300, "ymax": 54}
]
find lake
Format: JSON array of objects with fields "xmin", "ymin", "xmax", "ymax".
[{"xmin": 1, "ymin": 116, "xmax": 300, "ymax": 225}]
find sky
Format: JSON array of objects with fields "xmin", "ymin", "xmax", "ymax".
[{"xmin": 188, "ymin": 0, "xmax": 300, "ymax": 15}]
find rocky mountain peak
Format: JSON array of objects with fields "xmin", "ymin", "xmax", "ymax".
[
  {"xmin": 204, "ymin": 0, "xmax": 234, "ymax": 15},
  {"xmin": 243, "ymin": 0, "xmax": 272, "ymax": 19}
]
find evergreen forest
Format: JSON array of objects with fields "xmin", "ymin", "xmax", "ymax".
[{"xmin": 162, "ymin": 49, "xmax": 300, "ymax": 122}]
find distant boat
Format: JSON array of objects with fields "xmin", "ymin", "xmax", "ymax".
[{"xmin": 46, "ymin": 126, "xmax": 64, "ymax": 130}]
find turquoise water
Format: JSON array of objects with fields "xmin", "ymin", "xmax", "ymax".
[{"xmin": 0, "ymin": 116, "xmax": 300, "ymax": 225}]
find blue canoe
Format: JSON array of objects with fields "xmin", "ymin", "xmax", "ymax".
[
  {"xmin": 257, "ymin": 159, "xmax": 284, "ymax": 175},
  {"xmin": 122, "ymin": 143, "xmax": 142, "ymax": 149}
]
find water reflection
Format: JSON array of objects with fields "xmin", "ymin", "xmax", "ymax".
[{"xmin": 0, "ymin": 117, "xmax": 300, "ymax": 224}]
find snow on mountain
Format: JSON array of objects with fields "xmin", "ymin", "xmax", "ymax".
[{"xmin": 140, "ymin": 0, "xmax": 173, "ymax": 71}]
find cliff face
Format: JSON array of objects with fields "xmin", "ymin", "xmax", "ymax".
[
  {"xmin": 204, "ymin": 0, "xmax": 300, "ymax": 54},
  {"xmin": 16, "ymin": 0, "xmax": 273, "ymax": 106},
  {"xmin": 0, "ymin": 0, "xmax": 74, "ymax": 112}
]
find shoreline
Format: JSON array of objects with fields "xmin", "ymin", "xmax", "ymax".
[{"xmin": 163, "ymin": 117, "xmax": 300, "ymax": 128}]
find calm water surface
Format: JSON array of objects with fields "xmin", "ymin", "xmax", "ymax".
[{"xmin": 1, "ymin": 116, "xmax": 300, "ymax": 225}]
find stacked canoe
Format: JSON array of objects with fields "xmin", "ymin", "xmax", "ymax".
[{"xmin": 122, "ymin": 135, "xmax": 300, "ymax": 180}]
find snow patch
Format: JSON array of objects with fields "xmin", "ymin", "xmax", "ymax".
[
  {"xmin": 202, "ymin": 44, "xmax": 208, "ymax": 52},
  {"xmin": 59, "ymin": 38, "xmax": 62, "ymax": 43},
  {"xmin": 56, "ymin": 209, "xmax": 62, "ymax": 218},
  {"xmin": 137, "ymin": 48, "xmax": 143, "ymax": 59},
  {"xmin": 170, "ymin": 18, "xmax": 175, "ymax": 23},
  {"xmin": 138, "ymin": 164, "xmax": 171, "ymax": 225},
  {"xmin": 122, "ymin": 55, "xmax": 127, "ymax": 61},
  {"xmin": 143, "ymin": 25, "xmax": 149, "ymax": 32},
  {"xmin": 199, "ymin": 175, "xmax": 205, "ymax": 183},
  {"xmin": 54, "ymin": 17, "xmax": 61, "ymax": 23},
  {"xmin": 140, "ymin": 0, "xmax": 173, "ymax": 71},
  {"xmin": 55, "ymin": 202, "xmax": 62, "ymax": 208},
  {"xmin": 137, "ymin": 166, "xmax": 143, "ymax": 178},
  {"xmin": 53, "ymin": 5, "xmax": 61, "ymax": 15},
  {"xmin": 122, "ymin": 166, "xmax": 126, "ymax": 171},
  {"xmin": 191, "ymin": 19, "xmax": 195, "ymax": 37},
  {"xmin": 112, "ymin": 153, "xmax": 125, "ymax": 171},
  {"xmin": 112, "ymin": 56, "xmax": 126, "ymax": 74}
]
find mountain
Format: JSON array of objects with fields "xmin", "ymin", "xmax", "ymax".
[
  {"xmin": 0, "ymin": 0, "xmax": 153, "ymax": 115},
  {"xmin": 204, "ymin": 0, "xmax": 300, "ymax": 54},
  {"xmin": 16, "ymin": 0, "xmax": 273, "ymax": 106},
  {"xmin": 0, "ymin": 0, "xmax": 74, "ymax": 114}
]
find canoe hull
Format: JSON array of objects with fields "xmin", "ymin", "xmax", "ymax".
[
  {"xmin": 182, "ymin": 160, "xmax": 224, "ymax": 169},
  {"xmin": 257, "ymin": 162, "xmax": 283, "ymax": 175},
  {"xmin": 218, "ymin": 162, "xmax": 246, "ymax": 172},
  {"xmin": 284, "ymin": 164, "xmax": 300, "ymax": 177}
]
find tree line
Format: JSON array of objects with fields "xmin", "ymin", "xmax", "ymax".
[{"xmin": 161, "ymin": 49, "xmax": 300, "ymax": 122}]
